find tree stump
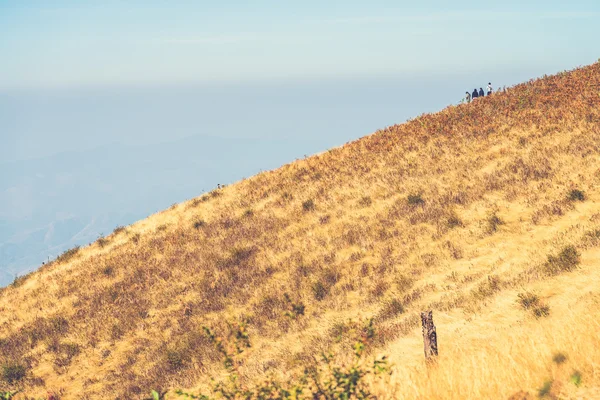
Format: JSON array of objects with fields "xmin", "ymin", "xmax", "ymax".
[{"xmin": 421, "ymin": 310, "xmax": 438, "ymax": 361}]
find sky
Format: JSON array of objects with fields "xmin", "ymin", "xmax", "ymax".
[
  {"xmin": 1, "ymin": 1, "xmax": 599, "ymax": 284},
  {"xmin": 1, "ymin": 0, "xmax": 599, "ymax": 89}
]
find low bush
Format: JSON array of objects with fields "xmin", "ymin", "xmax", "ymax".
[
  {"xmin": 517, "ymin": 292, "xmax": 550, "ymax": 318},
  {"xmin": 568, "ymin": 189, "xmax": 585, "ymax": 202},
  {"xmin": 485, "ymin": 212, "xmax": 504, "ymax": 234},
  {"xmin": 407, "ymin": 193, "xmax": 425, "ymax": 206},
  {"xmin": 358, "ymin": 196, "xmax": 373, "ymax": 207},
  {"xmin": 1, "ymin": 363, "xmax": 26, "ymax": 385},
  {"xmin": 55, "ymin": 246, "xmax": 80, "ymax": 264},
  {"xmin": 376, "ymin": 298, "xmax": 405, "ymax": 321},
  {"xmin": 544, "ymin": 245, "xmax": 580, "ymax": 275},
  {"xmin": 173, "ymin": 320, "xmax": 389, "ymax": 400},
  {"xmin": 302, "ymin": 199, "xmax": 316, "ymax": 212}
]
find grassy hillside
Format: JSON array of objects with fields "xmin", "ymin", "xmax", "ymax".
[{"xmin": 1, "ymin": 62, "xmax": 600, "ymax": 399}]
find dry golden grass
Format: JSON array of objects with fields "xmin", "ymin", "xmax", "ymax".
[{"xmin": 1, "ymin": 62, "xmax": 600, "ymax": 399}]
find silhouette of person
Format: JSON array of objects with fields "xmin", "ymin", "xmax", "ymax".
[
  {"xmin": 479, "ymin": 88, "xmax": 485, "ymax": 97},
  {"xmin": 487, "ymin": 82, "xmax": 493, "ymax": 95},
  {"xmin": 472, "ymin": 88, "xmax": 479, "ymax": 100},
  {"xmin": 465, "ymin": 91, "xmax": 471, "ymax": 103}
]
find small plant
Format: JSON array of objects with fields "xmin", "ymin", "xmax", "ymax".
[
  {"xmin": 97, "ymin": 235, "xmax": 109, "ymax": 248},
  {"xmin": 446, "ymin": 214, "xmax": 463, "ymax": 228},
  {"xmin": 166, "ymin": 349, "xmax": 185, "ymax": 370},
  {"xmin": 473, "ymin": 275, "xmax": 502, "ymax": 299},
  {"xmin": 145, "ymin": 390, "xmax": 168, "ymax": 400},
  {"xmin": 485, "ymin": 212, "xmax": 504, "ymax": 234},
  {"xmin": 1, "ymin": 363, "xmax": 26, "ymax": 384},
  {"xmin": 538, "ymin": 380, "xmax": 553, "ymax": 398},
  {"xmin": 243, "ymin": 209, "xmax": 254, "ymax": 218},
  {"xmin": 517, "ymin": 292, "xmax": 550, "ymax": 318},
  {"xmin": 131, "ymin": 233, "xmax": 141, "ymax": 244},
  {"xmin": 102, "ymin": 266, "xmax": 114, "ymax": 277},
  {"xmin": 10, "ymin": 274, "xmax": 29, "ymax": 288},
  {"xmin": 570, "ymin": 370, "xmax": 582, "ymax": 387},
  {"xmin": 283, "ymin": 293, "xmax": 305, "ymax": 319},
  {"xmin": 407, "ymin": 193, "xmax": 425, "ymax": 206},
  {"xmin": 302, "ymin": 199, "xmax": 316, "ymax": 212},
  {"xmin": 544, "ymin": 245, "xmax": 580, "ymax": 275},
  {"xmin": 113, "ymin": 225, "xmax": 126, "ymax": 235},
  {"xmin": 394, "ymin": 275, "xmax": 414, "ymax": 292},
  {"xmin": 193, "ymin": 220, "xmax": 206, "ymax": 229},
  {"xmin": 358, "ymin": 196, "xmax": 372, "ymax": 207},
  {"xmin": 0, "ymin": 391, "xmax": 20, "ymax": 400},
  {"xmin": 312, "ymin": 281, "xmax": 328, "ymax": 301},
  {"xmin": 552, "ymin": 352, "xmax": 567, "ymax": 365},
  {"xmin": 568, "ymin": 189, "xmax": 585, "ymax": 202},
  {"xmin": 55, "ymin": 246, "xmax": 80, "ymax": 264}
]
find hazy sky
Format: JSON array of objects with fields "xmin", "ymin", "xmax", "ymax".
[{"xmin": 1, "ymin": 0, "xmax": 599, "ymax": 89}]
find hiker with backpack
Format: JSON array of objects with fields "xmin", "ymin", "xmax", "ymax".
[
  {"xmin": 479, "ymin": 87, "xmax": 484, "ymax": 98},
  {"xmin": 465, "ymin": 91, "xmax": 471, "ymax": 103},
  {"xmin": 487, "ymin": 82, "xmax": 493, "ymax": 95},
  {"xmin": 472, "ymin": 88, "xmax": 479, "ymax": 100}
]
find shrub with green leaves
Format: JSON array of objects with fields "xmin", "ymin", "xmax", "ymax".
[{"xmin": 173, "ymin": 319, "xmax": 390, "ymax": 400}]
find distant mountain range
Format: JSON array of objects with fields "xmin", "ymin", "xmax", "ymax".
[{"xmin": 0, "ymin": 134, "xmax": 322, "ymax": 286}]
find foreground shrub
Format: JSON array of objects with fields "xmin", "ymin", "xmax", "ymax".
[{"xmin": 171, "ymin": 319, "xmax": 389, "ymax": 400}]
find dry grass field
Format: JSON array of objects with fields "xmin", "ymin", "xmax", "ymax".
[{"xmin": 1, "ymin": 62, "xmax": 600, "ymax": 399}]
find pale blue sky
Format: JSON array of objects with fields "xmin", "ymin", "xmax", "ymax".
[{"xmin": 1, "ymin": 0, "xmax": 599, "ymax": 89}]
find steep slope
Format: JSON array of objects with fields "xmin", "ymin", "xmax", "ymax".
[{"xmin": 1, "ymin": 62, "xmax": 600, "ymax": 399}]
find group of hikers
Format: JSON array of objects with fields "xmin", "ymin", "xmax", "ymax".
[{"xmin": 464, "ymin": 83, "xmax": 493, "ymax": 103}]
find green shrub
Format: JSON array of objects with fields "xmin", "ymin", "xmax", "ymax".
[
  {"xmin": 545, "ymin": 245, "xmax": 580, "ymax": 274},
  {"xmin": 174, "ymin": 319, "xmax": 390, "ymax": 400},
  {"xmin": 568, "ymin": 189, "xmax": 585, "ymax": 202}
]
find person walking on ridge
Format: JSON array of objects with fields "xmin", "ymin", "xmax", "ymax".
[
  {"xmin": 472, "ymin": 88, "xmax": 479, "ymax": 100},
  {"xmin": 487, "ymin": 82, "xmax": 493, "ymax": 95},
  {"xmin": 465, "ymin": 91, "xmax": 471, "ymax": 103},
  {"xmin": 479, "ymin": 87, "xmax": 485, "ymax": 98}
]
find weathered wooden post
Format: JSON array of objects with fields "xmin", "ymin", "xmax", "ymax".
[{"xmin": 420, "ymin": 310, "xmax": 438, "ymax": 362}]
